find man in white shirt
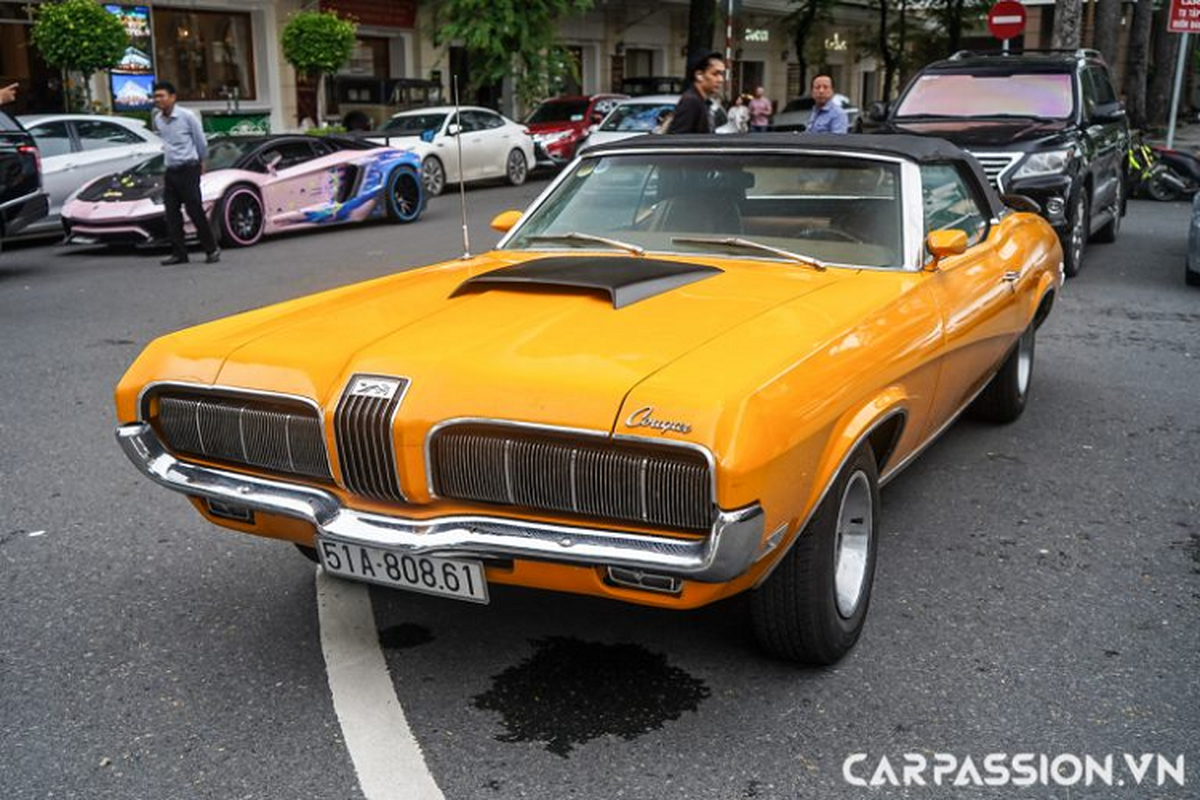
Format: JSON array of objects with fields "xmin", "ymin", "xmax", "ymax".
[{"xmin": 152, "ymin": 81, "xmax": 220, "ymax": 265}]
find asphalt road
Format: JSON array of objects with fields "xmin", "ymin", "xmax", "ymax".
[{"xmin": 1, "ymin": 183, "xmax": 1196, "ymax": 800}]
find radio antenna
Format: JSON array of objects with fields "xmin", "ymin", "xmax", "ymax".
[{"xmin": 453, "ymin": 74, "xmax": 471, "ymax": 259}]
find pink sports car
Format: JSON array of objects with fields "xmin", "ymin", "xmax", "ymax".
[{"xmin": 61, "ymin": 134, "xmax": 424, "ymax": 248}]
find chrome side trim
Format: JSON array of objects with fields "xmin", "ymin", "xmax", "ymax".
[{"xmin": 116, "ymin": 423, "xmax": 764, "ymax": 583}]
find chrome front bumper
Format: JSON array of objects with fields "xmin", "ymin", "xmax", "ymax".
[{"xmin": 116, "ymin": 423, "xmax": 765, "ymax": 582}]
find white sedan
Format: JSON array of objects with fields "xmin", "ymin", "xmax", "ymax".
[
  {"xmin": 18, "ymin": 114, "xmax": 162, "ymax": 235},
  {"xmin": 368, "ymin": 106, "xmax": 536, "ymax": 196}
]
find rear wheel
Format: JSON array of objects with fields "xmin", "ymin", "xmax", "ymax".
[
  {"xmin": 218, "ymin": 186, "xmax": 264, "ymax": 248},
  {"xmin": 752, "ymin": 445, "xmax": 880, "ymax": 665},
  {"xmin": 506, "ymin": 149, "xmax": 528, "ymax": 186},
  {"xmin": 385, "ymin": 166, "xmax": 424, "ymax": 223},
  {"xmin": 969, "ymin": 324, "xmax": 1036, "ymax": 423}
]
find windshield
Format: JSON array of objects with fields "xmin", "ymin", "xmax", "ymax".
[
  {"xmin": 383, "ymin": 112, "xmax": 449, "ymax": 135},
  {"xmin": 206, "ymin": 138, "xmax": 259, "ymax": 171},
  {"xmin": 527, "ymin": 100, "xmax": 589, "ymax": 124},
  {"xmin": 600, "ymin": 103, "xmax": 676, "ymax": 132},
  {"xmin": 505, "ymin": 152, "xmax": 904, "ymax": 268},
  {"xmin": 896, "ymin": 73, "xmax": 1074, "ymax": 119},
  {"xmin": 131, "ymin": 154, "xmax": 165, "ymax": 174}
]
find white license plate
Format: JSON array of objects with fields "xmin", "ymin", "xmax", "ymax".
[{"xmin": 317, "ymin": 538, "xmax": 489, "ymax": 604}]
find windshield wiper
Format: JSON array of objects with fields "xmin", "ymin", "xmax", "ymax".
[
  {"xmin": 529, "ymin": 232, "xmax": 646, "ymax": 256},
  {"xmin": 671, "ymin": 236, "xmax": 828, "ymax": 271}
]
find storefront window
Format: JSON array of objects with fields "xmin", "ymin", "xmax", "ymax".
[{"xmin": 152, "ymin": 9, "xmax": 255, "ymax": 101}]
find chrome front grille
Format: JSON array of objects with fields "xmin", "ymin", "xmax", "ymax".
[
  {"xmin": 967, "ymin": 151, "xmax": 1021, "ymax": 191},
  {"xmin": 334, "ymin": 375, "xmax": 410, "ymax": 502},
  {"xmin": 430, "ymin": 425, "xmax": 714, "ymax": 531},
  {"xmin": 154, "ymin": 393, "xmax": 331, "ymax": 481}
]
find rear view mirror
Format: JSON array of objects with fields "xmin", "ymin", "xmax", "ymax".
[
  {"xmin": 445, "ymin": 123, "xmax": 461, "ymax": 136},
  {"xmin": 1091, "ymin": 101, "xmax": 1126, "ymax": 124},
  {"xmin": 490, "ymin": 209, "xmax": 522, "ymax": 233},
  {"xmin": 925, "ymin": 229, "xmax": 968, "ymax": 267},
  {"xmin": 868, "ymin": 101, "xmax": 890, "ymax": 123}
]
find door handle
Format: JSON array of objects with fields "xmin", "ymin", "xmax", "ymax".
[{"xmin": 1001, "ymin": 270, "xmax": 1021, "ymax": 282}]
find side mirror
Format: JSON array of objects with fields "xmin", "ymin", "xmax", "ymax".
[
  {"xmin": 1091, "ymin": 101, "xmax": 1126, "ymax": 124},
  {"xmin": 264, "ymin": 152, "xmax": 282, "ymax": 174},
  {"xmin": 999, "ymin": 193, "xmax": 1043, "ymax": 214},
  {"xmin": 925, "ymin": 229, "xmax": 968, "ymax": 269},
  {"xmin": 445, "ymin": 123, "xmax": 460, "ymax": 136},
  {"xmin": 868, "ymin": 101, "xmax": 890, "ymax": 123},
  {"xmin": 591, "ymin": 112, "xmax": 604, "ymax": 125},
  {"xmin": 490, "ymin": 209, "xmax": 522, "ymax": 233}
]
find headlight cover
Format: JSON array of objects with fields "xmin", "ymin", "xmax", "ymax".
[
  {"xmin": 535, "ymin": 130, "xmax": 574, "ymax": 145},
  {"xmin": 1013, "ymin": 148, "xmax": 1075, "ymax": 179}
]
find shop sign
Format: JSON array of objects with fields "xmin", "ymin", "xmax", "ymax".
[{"xmin": 105, "ymin": 5, "xmax": 156, "ymax": 111}]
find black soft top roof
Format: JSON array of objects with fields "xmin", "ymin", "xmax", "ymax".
[
  {"xmin": 586, "ymin": 132, "xmax": 964, "ymax": 163},
  {"xmin": 583, "ymin": 133, "xmax": 1004, "ymax": 217}
]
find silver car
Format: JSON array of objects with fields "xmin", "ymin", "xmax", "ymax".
[{"xmin": 17, "ymin": 114, "xmax": 162, "ymax": 236}]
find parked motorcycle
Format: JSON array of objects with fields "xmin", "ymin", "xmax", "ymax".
[{"xmin": 1128, "ymin": 134, "xmax": 1197, "ymax": 201}]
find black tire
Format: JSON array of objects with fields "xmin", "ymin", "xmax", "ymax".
[
  {"xmin": 1146, "ymin": 164, "xmax": 1181, "ymax": 202},
  {"xmin": 421, "ymin": 156, "xmax": 446, "ymax": 197},
  {"xmin": 751, "ymin": 445, "xmax": 880, "ymax": 665},
  {"xmin": 1092, "ymin": 177, "xmax": 1122, "ymax": 244},
  {"xmin": 1061, "ymin": 189, "xmax": 1088, "ymax": 278},
  {"xmin": 385, "ymin": 166, "xmax": 424, "ymax": 223},
  {"xmin": 295, "ymin": 544, "xmax": 320, "ymax": 564},
  {"xmin": 969, "ymin": 324, "xmax": 1036, "ymax": 423},
  {"xmin": 505, "ymin": 149, "xmax": 528, "ymax": 186},
  {"xmin": 217, "ymin": 185, "xmax": 265, "ymax": 248}
]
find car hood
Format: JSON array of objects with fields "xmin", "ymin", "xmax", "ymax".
[
  {"xmin": 120, "ymin": 252, "xmax": 854, "ymax": 436},
  {"xmin": 887, "ymin": 118, "xmax": 1071, "ymax": 148},
  {"xmin": 77, "ymin": 166, "xmax": 164, "ymax": 203}
]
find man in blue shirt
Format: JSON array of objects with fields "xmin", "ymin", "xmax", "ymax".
[
  {"xmin": 806, "ymin": 74, "xmax": 849, "ymax": 135},
  {"xmin": 152, "ymin": 81, "xmax": 219, "ymax": 265}
]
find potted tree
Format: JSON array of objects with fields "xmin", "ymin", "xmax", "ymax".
[
  {"xmin": 281, "ymin": 10, "xmax": 357, "ymax": 130},
  {"xmin": 31, "ymin": 0, "xmax": 127, "ymax": 113}
]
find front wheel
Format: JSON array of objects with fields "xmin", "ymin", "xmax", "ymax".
[
  {"xmin": 506, "ymin": 149, "xmax": 528, "ymax": 186},
  {"xmin": 218, "ymin": 186, "xmax": 265, "ymax": 248},
  {"xmin": 969, "ymin": 323, "xmax": 1036, "ymax": 423},
  {"xmin": 421, "ymin": 156, "xmax": 446, "ymax": 197},
  {"xmin": 1061, "ymin": 189, "xmax": 1088, "ymax": 278},
  {"xmin": 751, "ymin": 445, "xmax": 880, "ymax": 665},
  {"xmin": 385, "ymin": 166, "xmax": 424, "ymax": 223}
]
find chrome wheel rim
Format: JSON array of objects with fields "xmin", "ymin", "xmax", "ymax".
[
  {"xmin": 1016, "ymin": 327, "xmax": 1034, "ymax": 397},
  {"xmin": 507, "ymin": 151, "xmax": 526, "ymax": 183},
  {"xmin": 834, "ymin": 471, "xmax": 873, "ymax": 619},
  {"xmin": 422, "ymin": 158, "xmax": 444, "ymax": 195},
  {"xmin": 391, "ymin": 173, "xmax": 420, "ymax": 217},
  {"xmin": 230, "ymin": 195, "xmax": 261, "ymax": 241}
]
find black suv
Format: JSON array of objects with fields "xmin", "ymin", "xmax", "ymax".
[
  {"xmin": 870, "ymin": 49, "xmax": 1128, "ymax": 277},
  {"xmin": 0, "ymin": 109, "xmax": 49, "ymax": 254}
]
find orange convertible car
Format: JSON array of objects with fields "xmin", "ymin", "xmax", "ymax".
[{"xmin": 116, "ymin": 135, "xmax": 1062, "ymax": 664}]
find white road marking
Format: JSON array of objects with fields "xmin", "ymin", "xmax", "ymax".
[
  {"xmin": 317, "ymin": 568, "xmax": 445, "ymax": 800},
  {"xmin": 27, "ymin": 530, "xmax": 46, "ymax": 537}
]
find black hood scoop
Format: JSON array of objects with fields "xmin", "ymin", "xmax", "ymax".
[{"xmin": 453, "ymin": 256, "xmax": 722, "ymax": 309}]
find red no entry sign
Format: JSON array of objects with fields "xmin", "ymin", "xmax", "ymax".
[
  {"xmin": 988, "ymin": 1, "xmax": 1027, "ymax": 40},
  {"xmin": 1168, "ymin": 0, "xmax": 1200, "ymax": 34}
]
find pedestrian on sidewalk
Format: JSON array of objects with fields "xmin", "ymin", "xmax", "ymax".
[
  {"xmin": 748, "ymin": 86, "xmax": 773, "ymax": 132},
  {"xmin": 805, "ymin": 75, "xmax": 848, "ymax": 135},
  {"xmin": 668, "ymin": 51, "xmax": 726, "ymax": 134},
  {"xmin": 152, "ymin": 81, "xmax": 220, "ymax": 265}
]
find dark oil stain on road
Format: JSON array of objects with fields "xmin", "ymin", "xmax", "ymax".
[
  {"xmin": 472, "ymin": 636, "xmax": 710, "ymax": 757},
  {"xmin": 378, "ymin": 623, "xmax": 433, "ymax": 650}
]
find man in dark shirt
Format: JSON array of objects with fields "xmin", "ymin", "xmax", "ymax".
[{"xmin": 667, "ymin": 51, "xmax": 726, "ymax": 134}]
